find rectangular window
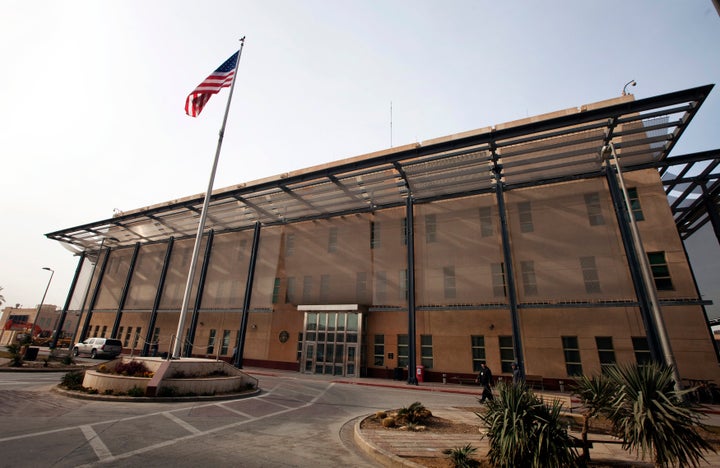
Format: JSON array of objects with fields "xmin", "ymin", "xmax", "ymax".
[
  {"xmin": 595, "ymin": 336, "xmax": 616, "ymax": 374},
  {"xmin": 471, "ymin": 336, "xmax": 486, "ymax": 372},
  {"xmin": 562, "ymin": 336, "xmax": 583, "ymax": 376},
  {"xmin": 584, "ymin": 192, "xmax": 605, "ymax": 226},
  {"xmin": 401, "ymin": 218, "xmax": 408, "ymax": 246},
  {"xmin": 443, "ymin": 266, "xmax": 456, "ymax": 299},
  {"xmin": 286, "ymin": 276, "xmax": 296, "ymax": 303},
  {"xmin": 491, "ymin": 263, "xmax": 507, "ymax": 297},
  {"xmin": 297, "ymin": 332, "xmax": 303, "ymax": 362},
  {"xmin": 117, "ymin": 326, "xmax": 124, "ymax": 341},
  {"xmin": 647, "ymin": 251, "xmax": 673, "ymax": 290},
  {"xmin": 632, "ymin": 336, "xmax": 651, "ymax": 367},
  {"xmin": 207, "ymin": 329, "xmax": 216, "ymax": 354},
  {"xmin": 328, "ymin": 227, "xmax": 338, "ymax": 253},
  {"xmin": 221, "ymin": 330, "xmax": 231, "ymax": 355},
  {"xmin": 370, "ymin": 221, "xmax": 380, "ymax": 249},
  {"xmin": 420, "ymin": 335, "xmax": 433, "ymax": 369},
  {"xmin": 272, "ymin": 277, "xmax": 281, "ymax": 304},
  {"xmin": 132, "ymin": 328, "xmax": 141, "ymax": 348},
  {"xmin": 479, "ymin": 207, "xmax": 493, "ymax": 237},
  {"xmin": 101, "ymin": 325, "xmax": 107, "ymax": 338},
  {"xmin": 397, "ymin": 334, "xmax": 409, "ymax": 368},
  {"xmin": 153, "ymin": 327, "xmax": 160, "ymax": 344},
  {"xmin": 374, "ymin": 335, "xmax": 385, "ymax": 366},
  {"xmin": 580, "ymin": 256, "xmax": 601, "ymax": 293},
  {"xmin": 124, "ymin": 327, "xmax": 133, "ymax": 347},
  {"xmin": 376, "ymin": 271, "xmax": 387, "ymax": 302},
  {"xmin": 518, "ymin": 201, "xmax": 533, "ymax": 233},
  {"xmin": 425, "ymin": 214, "xmax": 437, "ymax": 243},
  {"xmin": 520, "ymin": 260, "xmax": 537, "ymax": 295},
  {"xmin": 285, "ymin": 233, "xmax": 295, "ymax": 256},
  {"xmin": 93, "ymin": 325, "xmax": 99, "ymax": 337},
  {"xmin": 499, "ymin": 335, "xmax": 515, "ymax": 373},
  {"xmin": 627, "ymin": 188, "xmax": 644, "ymax": 221},
  {"xmin": 356, "ymin": 272, "xmax": 368, "ymax": 301},
  {"xmin": 302, "ymin": 276, "xmax": 313, "ymax": 303},
  {"xmin": 399, "ymin": 269, "xmax": 408, "ymax": 301},
  {"xmin": 320, "ymin": 274, "xmax": 330, "ymax": 302}
]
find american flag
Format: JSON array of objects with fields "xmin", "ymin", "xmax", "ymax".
[{"xmin": 185, "ymin": 51, "xmax": 239, "ymax": 117}]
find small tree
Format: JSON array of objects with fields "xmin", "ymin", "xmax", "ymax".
[
  {"xmin": 479, "ymin": 382, "xmax": 579, "ymax": 467},
  {"xmin": 606, "ymin": 362, "xmax": 715, "ymax": 467},
  {"xmin": 572, "ymin": 373, "xmax": 618, "ymax": 462}
]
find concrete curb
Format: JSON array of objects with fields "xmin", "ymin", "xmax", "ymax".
[
  {"xmin": 352, "ymin": 416, "xmax": 424, "ymax": 468},
  {"xmin": 51, "ymin": 385, "xmax": 262, "ymax": 403}
]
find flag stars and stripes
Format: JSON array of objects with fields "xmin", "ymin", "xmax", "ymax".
[{"xmin": 185, "ymin": 51, "xmax": 239, "ymax": 117}]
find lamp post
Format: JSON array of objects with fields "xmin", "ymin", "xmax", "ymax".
[{"xmin": 29, "ymin": 267, "xmax": 54, "ymax": 344}]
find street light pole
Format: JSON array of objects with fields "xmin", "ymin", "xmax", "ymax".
[{"xmin": 29, "ymin": 267, "xmax": 54, "ymax": 344}]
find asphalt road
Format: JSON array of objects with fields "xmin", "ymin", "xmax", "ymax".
[{"xmin": 0, "ymin": 369, "xmax": 479, "ymax": 467}]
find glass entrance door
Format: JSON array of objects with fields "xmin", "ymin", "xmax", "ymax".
[{"xmin": 301, "ymin": 310, "xmax": 362, "ymax": 377}]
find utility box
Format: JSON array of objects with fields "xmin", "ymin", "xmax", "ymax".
[{"xmin": 416, "ymin": 365, "xmax": 425, "ymax": 383}]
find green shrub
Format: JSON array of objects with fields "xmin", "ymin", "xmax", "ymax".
[
  {"xmin": 127, "ymin": 386, "xmax": 145, "ymax": 397},
  {"xmin": 479, "ymin": 382, "xmax": 579, "ymax": 468},
  {"xmin": 443, "ymin": 444, "xmax": 479, "ymax": 468},
  {"xmin": 61, "ymin": 370, "xmax": 85, "ymax": 390},
  {"xmin": 396, "ymin": 401, "xmax": 432, "ymax": 425},
  {"xmin": 115, "ymin": 360, "xmax": 151, "ymax": 377},
  {"xmin": 157, "ymin": 386, "xmax": 179, "ymax": 397}
]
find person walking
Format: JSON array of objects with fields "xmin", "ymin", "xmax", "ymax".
[
  {"xmin": 511, "ymin": 362, "xmax": 523, "ymax": 385},
  {"xmin": 476, "ymin": 362, "xmax": 494, "ymax": 402}
]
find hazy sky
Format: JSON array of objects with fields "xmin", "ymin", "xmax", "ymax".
[{"xmin": 1, "ymin": 1, "xmax": 719, "ymax": 313}]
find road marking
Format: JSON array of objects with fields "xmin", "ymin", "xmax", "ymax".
[
  {"xmin": 162, "ymin": 412, "xmax": 201, "ymax": 434},
  {"xmin": 74, "ymin": 382, "xmax": 337, "ymax": 466},
  {"xmin": 80, "ymin": 425, "xmax": 113, "ymax": 460}
]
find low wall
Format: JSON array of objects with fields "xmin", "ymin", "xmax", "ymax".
[{"xmin": 82, "ymin": 357, "xmax": 258, "ymax": 396}]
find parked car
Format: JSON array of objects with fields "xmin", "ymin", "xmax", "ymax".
[{"xmin": 72, "ymin": 338, "xmax": 123, "ymax": 359}]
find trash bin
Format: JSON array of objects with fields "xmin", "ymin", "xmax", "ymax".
[
  {"xmin": 393, "ymin": 367, "xmax": 403, "ymax": 381},
  {"xmin": 24, "ymin": 347, "xmax": 39, "ymax": 361},
  {"xmin": 416, "ymin": 365, "xmax": 425, "ymax": 383}
]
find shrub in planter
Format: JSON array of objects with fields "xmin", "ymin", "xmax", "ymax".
[{"xmin": 61, "ymin": 370, "xmax": 85, "ymax": 390}]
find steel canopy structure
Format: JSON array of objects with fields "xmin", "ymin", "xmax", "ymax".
[{"xmin": 47, "ymin": 85, "xmax": 717, "ymax": 252}]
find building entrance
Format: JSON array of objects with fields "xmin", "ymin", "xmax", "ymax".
[{"xmin": 299, "ymin": 306, "xmax": 363, "ymax": 377}]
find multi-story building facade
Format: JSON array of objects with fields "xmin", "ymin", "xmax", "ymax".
[{"xmin": 46, "ymin": 85, "xmax": 720, "ymax": 388}]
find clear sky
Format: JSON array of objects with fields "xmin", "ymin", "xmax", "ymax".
[{"xmin": 1, "ymin": 1, "xmax": 719, "ymax": 314}]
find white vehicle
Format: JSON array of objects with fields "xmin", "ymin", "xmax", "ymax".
[{"xmin": 72, "ymin": 338, "xmax": 123, "ymax": 359}]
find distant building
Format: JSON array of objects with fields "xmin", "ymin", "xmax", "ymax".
[
  {"xmin": 45, "ymin": 85, "xmax": 720, "ymax": 388},
  {"xmin": 0, "ymin": 304, "xmax": 78, "ymax": 346}
]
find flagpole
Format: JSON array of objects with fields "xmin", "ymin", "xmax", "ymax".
[{"xmin": 172, "ymin": 37, "xmax": 246, "ymax": 359}]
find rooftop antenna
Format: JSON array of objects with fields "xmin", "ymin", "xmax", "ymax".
[{"xmin": 622, "ymin": 80, "xmax": 637, "ymax": 96}]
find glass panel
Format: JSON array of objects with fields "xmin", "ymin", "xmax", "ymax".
[{"xmin": 347, "ymin": 313, "xmax": 358, "ymax": 332}]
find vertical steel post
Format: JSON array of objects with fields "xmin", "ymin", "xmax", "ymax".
[
  {"xmin": 142, "ymin": 237, "xmax": 174, "ymax": 356},
  {"xmin": 493, "ymin": 155, "xmax": 525, "ymax": 376},
  {"xmin": 49, "ymin": 252, "xmax": 85, "ymax": 349},
  {"xmin": 406, "ymin": 196, "xmax": 418, "ymax": 385},
  {"xmin": 79, "ymin": 247, "xmax": 111, "ymax": 342},
  {"xmin": 111, "ymin": 243, "xmax": 140, "ymax": 339},
  {"xmin": 186, "ymin": 230, "xmax": 214, "ymax": 357},
  {"xmin": 236, "ymin": 222, "xmax": 262, "ymax": 367},
  {"xmin": 605, "ymin": 163, "xmax": 663, "ymax": 360}
]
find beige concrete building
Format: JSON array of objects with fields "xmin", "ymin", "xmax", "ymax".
[
  {"xmin": 0, "ymin": 304, "xmax": 79, "ymax": 347},
  {"xmin": 45, "ymin": 85, "xmax": 720, "ymax": 389}
]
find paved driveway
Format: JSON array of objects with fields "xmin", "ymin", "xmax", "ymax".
[{"xmin": 0, "ymin": 370, "xmax": 479, "ymax": 467}]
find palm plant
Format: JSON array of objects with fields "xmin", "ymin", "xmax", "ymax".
[
  {"xmin": 478, "ymin": 382, "xmax": 579, "ymax": 467},
  {"xmin": 605, "ymin": 362, "xmax": 715, "ymax": 467},
  {"xmin": 572, "ymin": 373, "xmax": 618, "ymax": 462},
  {"xmin": 442, "ymin": 444, "xmax": 478, "ymax": 468}
]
